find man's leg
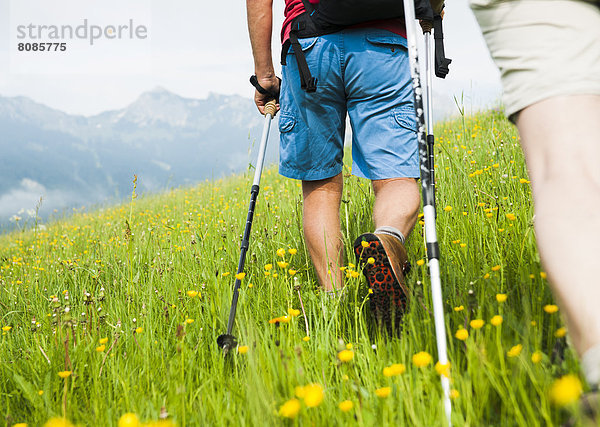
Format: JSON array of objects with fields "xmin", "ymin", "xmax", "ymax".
[
  {"xmin": 516, "ymin": 95, "xmax": 600, "ymax": 381},
  {"xmin": 372, "ymin": 177, "xmax": 420, "ymax": 236},
  {"xmin": 302, "ymin": 173, "xmax": 345, "ymax": 291}
]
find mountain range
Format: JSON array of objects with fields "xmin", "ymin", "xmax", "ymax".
[{"xmin": 0, "ymin": 88, "xmax": 278, "ymax": 228}]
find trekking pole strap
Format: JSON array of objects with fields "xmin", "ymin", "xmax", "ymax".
[
  {"xmin": 250, "ymin": 75, "xmax": 282, "ymax": 103},
  {"xmin": 433, "ymin": 14, "xmax": 452, "ymax": 78}
]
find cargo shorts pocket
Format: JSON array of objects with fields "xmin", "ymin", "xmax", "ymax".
[
  {"xmin": 394, "ymin": 106, "xmax": 417, "ymax": 132},
  {"xmin": 278, "ymin": 113, "xmax": 296, "ymax": 133},
  {"xmin": 366, "ymin": 33, "xmax": 408, "ymax": 53}
]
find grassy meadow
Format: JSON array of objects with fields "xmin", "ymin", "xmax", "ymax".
[{"xmin": 0, "ymin": 109, "xmax": 588, "ymax": 426}]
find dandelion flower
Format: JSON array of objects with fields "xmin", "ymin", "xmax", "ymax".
[
  {"xmin": 303, "ymin": 383, "xmax": 324, "ymax": 408},
  {"xmin": 185, "ymin": 318, "xmax": 194, "ymax": 324},
  {"xmin": 455, "ymin": 329, "xmax": 469, "ymax": 341},
  {"xmin": 278, "ymin": 398, "xmax": 301, "ymax": 418},
  {"xmin": 2, "ymin": 326, "xmax": 12, "ymax": 332},
  {"xmin": 96, "ymin": 345, "xmax": 106, "ymax": 352},
  {"xmin": 288, "ymin": 248, "xmax": 297, "ymax": 255},
  {"xmin": 99, "ymin": 337, "xmax": 108, "ymax": 344},
  {"xmin": 544, "ymin": 304, "xmax": 559, "ymax": 314},
  {"xmin": 454, "ymin": 305, "xmax": 464, "ymax": 312},
  {"xmin": 375, "ymin": 387, "xmax": 391, "ymax": 398},
  {"xmin": 555, "ymin": 327, "xmax": 567, "ymax": 338},
  {"xmin": 186, "ymin": 290, "xmax": 199, "ymax": 298},
  {"xmin": 549, "ymin": 374, "xmax": 582, "ymax": 406},
  {"xmin": 383, "ymin": 363, "xmax": 405, "ymax": 377},
  {"xmin": 277, "ymin": 261, "xmax": 289, "ymax": 269},
  {"xmin": 339, "ymin": 400, "xmax": 353, "ymax": 412},
  {"xmin": 491, "ymin": 265, "xmax": 501, "ymax": 271},
  {"xmin": 118, "ymin": 413, "xmax": 139, "ymax": 427},
  {"xmin": 496, "ymin": 293, "xmax": 507, "ymax": 303},
  {"xmin": 288, "ymin": 269, "xmax": 297, "ymax": 276},
  {"xmin": 338, "ymin": 349, "xmax": 354, "ymax": 362},
  {"xmin": 506, "ymin": 213, "xmax": 516, "ymax": 221},
  {"xmin": 264, "ymin": 264, "xmax": 273, "ymax": 271},
  {"xmin": 58, "ymin": 371, "xmax": 72, "ymax": 379},
  {"xmin": 302, "ymin": 336, "xmax": 310, "ymax": 342},
  {"xmin": 435, "ymin": 361, "xmax": 451, "ymax": 378},
  {"xmin": 507, "ymin": 344, "xmax": 523, "ymax": 358},
  {"xmin": 276, "ymin": 248, "xmax": 286, "ymax": 257},
  {"xmin": 443, "ymin": 206, "xmax": 452, "ymax": 212},
  {"xmin": 235, "ymin": 272, "xmax": 246, "ymax": 280},
  {"xmin": 14, "ymin": 423, "xmax": 27, "ymax": 427},
  {"xmin": 346, "ymin": 343, "xmax": 353, "ymax": 350},
  {"xmin": 288, "ymin": 308, "xmax": 301, "ymax": 317},
  {"xmin": 38, "ymin": 390, "xmax": 44, "ymax": 395},
  {"xmin": 295, "ymin": 386, "xmax": 306, "ymax": 398},
  {"xmin": 450, "ymin": 389, "xmax": 460, "ymax": 399},
  {"xmin": 412, "ymin": 351, "xmax": 432, "ymax": 367},
  {"xmin": 416, "ymin": 259, "xmax": 425, "ymax": 266},
  {"xmin": 135, "ymin": 327, "xmax": 143, "ymax": 334},
  {"xmin": 531, "ymin": 351, "xmax": 542, "ymax": 364},
  {"xmin": 238, "ymin": 345, "xmax": 249, "ymax": 354},
  {"xmin": 540, "ymin": 272, "xmax": 547, "ymax": 279},
  {"xmin": 490, "ymin": 315, "xmax": 503, "ymax": 326},
  {"xmin": 483, "ymin": 273, "xmax": 490, "ymax": 279},
  {"xmin": 43, "ymin": 418, "xmax": 75, "ymax": 427},
  {"xmin": 470, "ymin": 319, "xmax": 485, "ymax": 329}
]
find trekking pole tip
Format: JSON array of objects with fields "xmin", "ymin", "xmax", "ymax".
[{"xmin": 264, "ymin": 100, "xmax": 277, "ymax": 117}]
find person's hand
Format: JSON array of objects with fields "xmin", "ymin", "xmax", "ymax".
[{"xmin": 254, "ymin": 75, "xmax": 281, "ymax": 115}]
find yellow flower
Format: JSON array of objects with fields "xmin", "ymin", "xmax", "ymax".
[
  {"xmin": 288, "ymin": 248, "xmax": 297, "ymax": 255},
  {"xmin": 43, "ymin": 418, "xmax": 75, "ymax": 427},
  {"xmin": 277, "ymin": 261, "xmax": 289, "ymax": 269},
  {"xmin": 450, "ymin": 389, "xmax": 460, "ymax": 399},
  {"xmin": 454, "ymin": 305, "xmax": 464, "ymax": 312},
  {"xmin": 455, "ymin": 329, "xmax": 469, "ymax": 341},
  {"xmin": 555, "ymin": 327, "xmax": 567, "ymax": 338},
  {"xmin": 118, "ymin": 413, "xmax": 139, "ymax": 427},
  {"xmin": 288, "ymin": 308, "xmax": 301, "ymax": 317},
  {"xmin": 549, "ymin": 374, "xmax": 582, "ymax": 406},
  {"xmin": 99, "ymin": 337, "xmax": 109, "ymax": 344},
  {"xmin": 531, "ymin": 351, "xmax": 542, "ymax": 364},
  {"xmin": 491, "ymin": 265, "xmax": 501, "ymax": 271},
  {"xmin": 222, "ymin": 272, "xmax": 230, "ymax": 277},
  {"xmin": 367, "ymin": 257, "xmax": 375, "ymax": 264},
  {"xmin": 288, "ymin": 269, "xmax": 297, "ymax": 276},
  {"xmin": 506, "ymin": 213, "xmax": 516, "ymax": 221},
  {"xmin": 238, "ymin": 345, "xmax": 249, "ymax": 354},
  {"xmin": 361, "ymin": 241, "xmax": 370, "ymax": 248},
  {"xmin": 339, "ymin": 400, "xmax": 353, "ymax": 412},
  {"xmin": 483, "ymin": 273, "xmax": 490, "ymax": 279},
  {"xmin": 496, "ymin": 293, "xmax": 507, "ymax": 303},
  {"xmin": 443, "ymin": 206, "xmax": 452, "ymax": 212},
  {"xmin": 470, "ymin": 319, "xmax": 485, "ymax": 329},
  {"xmin": 264, "ymin": 264, "xmax": 273, "ymax": 271},
  {"xmin": 276, "ymin": 248, "xmax": 286, "ymax": 257},
  {"xmin": 2, "ymin": 326, "xmax": 12, "ymax": 332},
  {"xmin": 96, "ymin": 344, "xmax": 106, "ymax": 352},
  {"xmin": 435, "ymin": 361, "xmax": 451, "ymax": 378},
  {"xmin": 38, "ymin": 390, "xmax": 44, "ymax": 395},
  {"xmin": 295, "ymin": 386, "xmax": 306, "ymax": 398},
  {"xmin": 540, "ymin": 272, "xmax": 547, "ymax": 279},
  {"xmin": 544, "ymin": 304, "xmax": 559, "ymax": 314},
  {"xmin": 416, "ymin": 259, "xmax": 425, "ymax": 266},
  {"xmin": 302, "ymin": 336, "xmax": 310, "ymax": 342},
  {"xmin": 412, "ymin": 351, "xmax": 432, "ymax": 367},
  {"xmin": 338, "ymin": 349, "xmax": 354, "ymax": 362},
  {"xmin": 507, "ymin": 344, "xmax": 523, "ymax": 358},
  {"xmin": 268, "ymin": 316, "xmax": 290, "ymax": 324},
  {"xmin": 490, "ymin": 315, "xmax": 503, "ymax": 326},
  {"xmin": 346, "ymin": 343, "xmax": 353, "ymax": 350},
  {"xmin": 383, "ymin": 363, "xmax": 406, "ymax": 377},
  {"xmin": 58, "ymin": 370, "xmax": 72, "ymax": 379},
  {"xmin": 135, "ymin": 327, "xmax": 143, "ymax": 334},
  {"xmin": 235, "ymin": 272, "xmax": 246, "ymax": 280},
  {"xmin": 375, "ymin": 387, "xmax": 391, "ymax": 398},
  {"xmin": 185, "ymin": 318, "xmax": 194, "ymax": 324},
  {"xmin": 278, "ymin": 398, "xmax": 301, "ymax": 418},
  {"xmin": 303, "ymin": 383, "xmax": 324, "ymax": 408},
  {"xmin": 14, "ymin": 424, "xmax": 27, "ymax": 427},
  {"xmin": 186, "ymin": 290, "xmax": 199, "ymax": 298}
]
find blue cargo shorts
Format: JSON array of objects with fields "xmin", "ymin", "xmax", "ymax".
[{"xmin": 279, "ymin": 28, "xmax": 419, "ymax": 181}]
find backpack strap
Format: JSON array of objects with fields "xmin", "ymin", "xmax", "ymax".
[
  {"xmin": 433, "ymin": 14, "xmax": 452, "ymax": 78},
  {"xmin": 288, "ymin": 32, "xmax": 318, "ymax": 92}
]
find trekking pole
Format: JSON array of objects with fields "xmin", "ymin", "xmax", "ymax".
[
  {"xmin": 403, "ymin": 1, "xmax": 452, "ymax": 424},
  {"xmin": 217, "ymin": 98, "xmax": 277, "ymax": 355},
  {"xmin": 424, "ymin": 30, "xmax": 436, "ymax": 211}
]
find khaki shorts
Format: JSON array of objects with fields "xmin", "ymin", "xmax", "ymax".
[{"xmin": 470, "ymin": 0, "xmax": 600, "ymax": 120}]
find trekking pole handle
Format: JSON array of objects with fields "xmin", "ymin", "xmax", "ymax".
[
  {"xmin": 264, "ymin": 100, "xmax": 277, "ymax": 117},
  {"xmin": 420, "ymin": 20, "xmax": 433, "ymax": 33}
]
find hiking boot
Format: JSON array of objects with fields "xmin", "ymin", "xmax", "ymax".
[{"xmin": 353, "ymin": 232, "xmax": 411, "ymax": 333}]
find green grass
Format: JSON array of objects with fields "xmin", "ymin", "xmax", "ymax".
[{"xmin": 0, "ymin": 109, "xmax": 587, "ymax": 426}]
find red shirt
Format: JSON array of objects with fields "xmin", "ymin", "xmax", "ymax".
[{"xmin": 281, "ymin": 0, "xmax": 407, "ymax": 43}]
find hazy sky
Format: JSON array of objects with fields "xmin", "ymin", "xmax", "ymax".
[{"xmin": 0, "ymin": 0, "xmax": 502, "ymax": 117}]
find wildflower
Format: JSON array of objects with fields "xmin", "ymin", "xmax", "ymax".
[
  {"xmin": 412, "ymin": 351, "xmax": 432, "ymax": 367},
  {"xmin": 490, "ymin": 315, "xmax": 503, "ymax": 326},
  {"xmin": 435, "ymin": 361, "xmax": 451, "ymax": 378},
  {"xmin": 248, "ymin": 283, "xmax": 253, "ymax": 288},
  {"xmin": 278, "ymin": 398, "xmax": 301, "ymax": 418},
  {"xmin": 135, "ymin": 327, "xmax": 143, "ymax": 334},
  {"xmin": 540, "ymin": 272, "xmax": 547, "ymax": 279},
  {"xmin": 519, "ymin": 178, "xmax": 530, "ymax": 184},
  {"xmin": 99, "ymin": 337, "xmax": 108, "ymax": 344},
  {"xmin": 555, "ymin": 327, "xmax": 567, "ymax": 338},
  {"xmin": 96, "ymin": 344, "xmax": 106, "ymax": 352},
  {"xmin": 531, "ymin": 321, "xmax": 537, "ymax": 326},
  {"xmin": 491, "ymin": 265, "xmax": 501, "ymax": 271},
  {"xmin": 2, "ymin": 326, "xmax": 12, "ymax": 332},
  {"xmin": 338, "ymin": 349, "xmax": 354, "ymax": 362},
  {"xmin": 185, "ymin": 318, "xmax": 194, "ymax": 324},
  {"xmin": 38, "ymin": 390, "xmax": 44, "ymax": 395},
  {"xmin": 235, "ymin": 272, "xmax": 246, "ymax": 280},
  {"xmin": 277, "ymin": 261, "xmax": 289, "ymax": 269},
  {"xmin": 383, "ymin": 363, "xmax": 406, "ymax": 377},
  {"xmin": 43, "ymin": 418, "xmax": 75, "ymax": 427},
  {"xmin": 549, "ymin": 375, "xmax": 582, "ymax": 406},
  {"xmin": 238, "ymin": 345, "xmax": 249, "ymax": 354},
  {"xmin": 531, "ymin": 351, "xmax": 542, "ymax": 364},
  {"xmin": 443, "ymin": 206, "xmax": 452, "ymax": 212},
  {"xmin": 303, "ymin": 336, "xmax": 310, "ymax": 342},
  {"xmin": 367, "ymin": 257, "xmax": 375, "ymax": 264},
  {"xmin": 460, "ymin": 243, "xmax": 467, "ymax": 247},
  {"xmin": 288, "ymin": 269, "xmax": 297, "ymax": 276},
  {"xmin": 303, "ymin": 383, "xmax": 324, "ymax": 407},
  {"xmin": 346, "ymin": 343, "xmax": 353, "ymax": 349},
  {"xmin": 14, "ymin": 423, "xmax": 27, "ymax": 427},
  {"xmin": 454, "ymin": 305, "xmax": 464, "ymax": 312},
  {"xmin": 186, "ymin": 290, "xmax": 199, "ymax": 298},
  {"xmin": 276, "ymin": 248, "xmax": 286, "ymax": 257},
  {"xmin": 269, "ymin": 316, "xmax": 290, "ymax": 324},
  {"xmin": 222, "ymin": 272, "xmax": 230, "ymax": 277},
  {"xmin": 506, "ymin": 213, "xmax": 516, "ymax": 221},
  {"xmin": 544, "ymin": 304, "xmax": 559, "ymax": 314},
  {"xmin": 288, "ymin": 308, "xmax": 301, "ymax": 317},
  {"xmin": 361, "ymin": 241, "xmax": 369, "ymax": 248},
  {"xmin": 118, "ymin": 413, "xmax": 139, "ymax": 427},
  {"xmin": 450, "ymin": 389, "xmax": 460, "ymax": 399},
  {"xmin": 339, "ymin": 400, "xmax": 353, "ymax": 412},
  {"xmin": 264, "ymin": 264, "xmax": 273, "ymax": 271},
  {"xmin": 288, "ymin": 248, "xmax": 297, "ymax": 255},
  {"xmin": 507, "ymin": 344, "xmax": 523, "ymax": 358},
  {"xmin": 455, "ymin": 329, "xmax": 469, "ymax": 341},
  {"xmin": 375, "ymin": 387, "xmax": 391, "ymax": 398},
  {"xmin": 416, "ymin": 259, "xmax": 425, "ymax": 266},
  {"xmin": 496, "ymin": 293, "xmax": 507, "ymax": 303},
  {"xmin": 58, "ymin": 371, "xmax": 72, "ymax": 379},
  {"xmin": 470, "ymin": 319, "xmax": 485, "ymax": 329}
]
